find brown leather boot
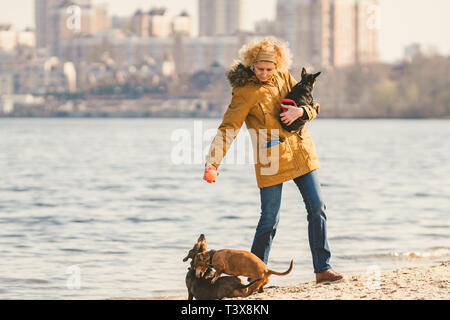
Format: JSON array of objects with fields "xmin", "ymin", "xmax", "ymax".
[{"xmin": 316, "ymin": 269, "xmax": 344, "ymax": 284}]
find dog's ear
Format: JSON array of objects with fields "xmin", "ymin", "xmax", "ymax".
[
  {"xmin": 183, "ymin": 248, "xmax": 194, "ymax": 262},
  {"xmin": 301, "ymin": 67, "xmax": 307, "ymax": 78},
  {"xmin": 313, "ymin": 71, "xmax": 321, "ymax": 79}
]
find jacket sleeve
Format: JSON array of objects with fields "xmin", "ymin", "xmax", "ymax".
[
  {"xmin": 301, "ymin": 103, "xmax": 320, "ymax": 122},
  {"xmin": 205, "ymin": 88, "xmax": 252, "ymax": 169},
  {"xmin": 285, "ymin": 71, "xmax": 320, "ymax": 122}
]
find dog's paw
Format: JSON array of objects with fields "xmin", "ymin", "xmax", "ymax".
[{"xmin": 211, "ymin": 277, "xmax": 219, "ymax": 284}]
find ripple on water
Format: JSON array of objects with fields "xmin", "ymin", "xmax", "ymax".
[
  {"xmin": 125, "ymin": 217, "xmax": 182, "ymax": 223},
  {"xmin": 24, "ymin": 216, "xmax": 63, "ymax": 226},
  {"xmin": 0, "ymin": 278, "xmax": 50, "ymax": 285},
  {"xmin": 60, "ymin": 248, "xmax": 87, "ymax": 253},
  {"xmin": 34, "ymin": 202, "xmax": 58, "ymax": 208},
  {"xmin": 219, "ymin": 215, "xmax": 242, "ymax": 220}
]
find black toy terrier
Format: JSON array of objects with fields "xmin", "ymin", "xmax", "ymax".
[{"xmin": 280, "ymin": 67, "xmax": 321, "ymax": 132}]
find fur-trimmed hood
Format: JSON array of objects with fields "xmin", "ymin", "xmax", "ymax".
[{"xmin": 226, "ymin": 61, "xmax": 256, "ymax": 88}]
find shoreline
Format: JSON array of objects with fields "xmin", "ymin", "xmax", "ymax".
[{"xmin": 116, "ymin": 261, "xmax": 449, "ymax": 300}]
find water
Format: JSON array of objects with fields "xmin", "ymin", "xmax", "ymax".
[{"xmin": 0, "ymin": 118, "xmax": 449, "ymax": 299}]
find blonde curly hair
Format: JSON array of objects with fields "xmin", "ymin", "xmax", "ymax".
[{"xmin": 238, "ymin": 37, "xmax": 292, "ymax": 72}]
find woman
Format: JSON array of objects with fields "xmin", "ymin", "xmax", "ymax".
[{"xmin": 203, "ymin": 37, "xmax": 342, "ymax": 284}]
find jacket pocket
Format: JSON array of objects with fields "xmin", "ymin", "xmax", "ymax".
[{"xmin": 259, "ymin": 140, "xmax": 294, "ymax": 175}]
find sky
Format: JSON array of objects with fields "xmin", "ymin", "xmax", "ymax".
[{"xmin": 1, "ymin": 0, "xmax": 449, "ymax": 63}]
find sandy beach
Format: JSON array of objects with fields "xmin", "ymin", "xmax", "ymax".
[
  {"xmin": 228, "ymin": 261, "xmax": 450, "ymax": 300},
  {"xmin": 126, "ymin": 261, "xmax": 449, "ymax": 300}
]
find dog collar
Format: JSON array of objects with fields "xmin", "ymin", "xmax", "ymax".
[{"xmin": 209, "ymin": 250, "xmax": 216, "ymax": 265}]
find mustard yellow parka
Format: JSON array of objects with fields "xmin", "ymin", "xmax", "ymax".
[{"xmin": 205, "ymin": 62, "xmax": 321, "ymax": 188}]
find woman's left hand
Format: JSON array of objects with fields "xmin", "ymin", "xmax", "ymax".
[{"xmin": 280, "ymin": 105, "xmax": 304, "ymax": 126}]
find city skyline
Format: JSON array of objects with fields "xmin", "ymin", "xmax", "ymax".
[{"xmin": 0, "ymin": 0, "xmax": 449, "ymax": 63}]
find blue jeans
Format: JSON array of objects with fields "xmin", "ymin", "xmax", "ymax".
[{"xmin": 250, "ymin": 169, "xmax": 332, "ymax": 273}]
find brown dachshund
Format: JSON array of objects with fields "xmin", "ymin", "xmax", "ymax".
[
  {"xmin": 193, "ymin": 249, "xmax": 293, "ymax": 293},
  {"xmin": 183, "ymin": 235, "xmax": 261, "ymax": 299}
]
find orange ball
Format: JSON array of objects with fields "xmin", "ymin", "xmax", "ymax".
[{"xmin": 204, "ymin": 168, "xmax": 219, "ymax": 183}]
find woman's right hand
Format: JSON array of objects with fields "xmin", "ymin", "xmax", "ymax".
[{"xmin": 203, "ymin": 164, "xmax": 219, "ymax": 183}]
